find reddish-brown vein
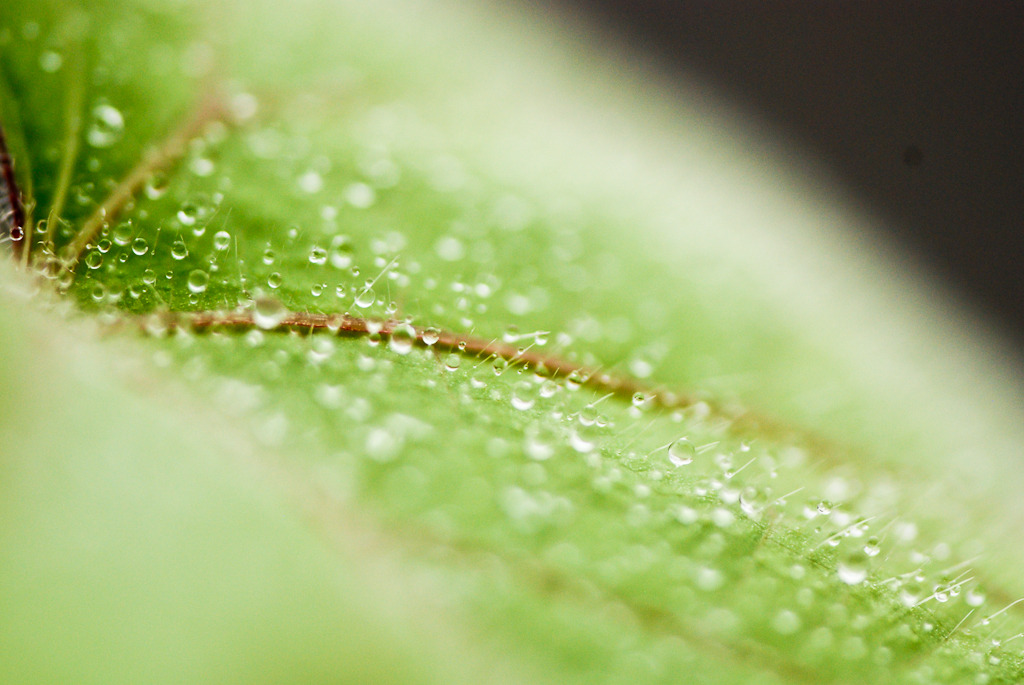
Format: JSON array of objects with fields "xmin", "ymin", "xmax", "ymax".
[
  {"xmin": 0, "ymin": 125, "xmax": 26, "ymax": 261},
  {"xmin": 147, "ymin": 308, "xmax": 697, "ymax": 409}
]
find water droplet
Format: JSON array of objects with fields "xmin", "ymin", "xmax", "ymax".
[
  {"xmin": 213, "ymin": 230, "xmax": 231, "ymax": 251},
  {"xmin": 837, "ymin": 549, "xmax": 870, "ymax": 585},
  {"xmin": 354, "ymin": 287, "xmax": 375, "ymax": 308},
  {"xmin": 84, "ymin": 251, "xmax": 103, "ymax": 270},
  {"xmin": 170, "ymin": 239, "xmax": 189, "ymax": 260},
  {"xmin": 422, "ymin": 327, "xmax": 440, "ymax": 346},
  {"xmin": 131, "ymin": 237, "xmax": 149, "ymax": 256},
  {"xmin": 511, "ymin": 381, "xmax": 537, "ymax": 411},
  {"xmin": 297, "ymin": 170, "xmax": 323, "ymax": 194},
  {"xmin": 772, "ymin": 610, "xmax": 801, "ymax": 635},
  {"xmin": 177, "ymin": 202, "xmax": 199, "ymax": 226},
  {"xmin": 388, "ymin": 324, "xmax": 415, "ymax": 355},
  {"xmin": 328, "ymin": 235, "xmax": 354, "ymax": 269},
  {"xmin": 435, "ymin": 235, "xmax": 465, "ymax": 261},
  {"xmin": 443, "ymin": 353, "xmax": 462, "ymax": 371},
  {"xmin": 144, "ymin": 171, "xmax": 169, "ymax": 199},
  {"xmin": 631, "ymin": 392, "xmax": 652, "ymax": 410},
  {"xmin": 343, "ymin": 181, "xmax": 376, "ymax": 208},
  {"xmin": 965, "ymin": 587, "xmax": 987, "ymax": 608},
  {"xmin": 253, "ymin": 297, "xmax": 287, "ymax": 330},
  {"xmin": 668, "ymin": 438, "xmax": 695, "ymax": 467},
  {"xmin": 366, "ymin": 427, "xmax": 401, "ymax": 462},
  {"xmin": 189, "ymin": 156, "xmax": 215, "ymax": 177},
  {"xmin": 524, "ymin": 423, "xmax": 557, "ymax": 460},
  {"xmin": 863, "ymin": 537, "xmax": 881, "ymax": 557},
  {"xmin": 87, "ymin": 103, "xmax": 124, "ymax": 148},
  {"xmin": 112, "ymin": 222, "xmax": 133, "ymax": 246},
  {"xmin": 695, "ymin": 566, "xmax": 725, "ymax": 592},
  {"xmin": 262, "ymin": 247, "xmax": 276, "ymax": 265},
  {"xmin": 267, "ymin": 272, "xmax": 283, "ymax": 289},
  {"xmin": 308, "ymin": 246, "xmax": 327, "ymax": 265},
  {"xmin": 39, "ymin": 50, "xmax": 63, "ymax": 72},
  {"xmin": 186, "ymin": 269, "xmax": 209, "ymax": 293}
]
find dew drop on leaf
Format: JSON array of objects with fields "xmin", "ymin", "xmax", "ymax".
[
  {"xmin": 511, "ymin": 381, "xmax": 537, "ymax": 411},
  {"xmin": 343, "ymin": 181, "xmax": 376, "ymax": 208},
  {"xmin": 837, "ymin": 549, "xmax": 870, "ymax": 585},
  {"xmin": 388, "ymin": 324, "xmax": 415, "ymax": 355},
  {"xmin": 213, "ymin": 231, "xmax": 231, "ymax": 251},
  {"xmin": 144, "ymin": 171, "xmax": 169, "ymax": 199},
  {"xmin": 354, "ymin": 286, "xmax": 375, "ymax": 308},
  {"xmin": 186, "ymin": 269, "xmax": 209, "ymax": 294},
  {"xmin": 39, "ymin": 49, "xmax": 63, "ymax": 72},
  {"xmin": 86, "ymin": 103, "xmax": 125, "ymax": 148},
  {"xmin": 308, "ymin": 246, "xmax": 327, "ymax": 265},
  {"xmin": 668, "ymin": 437, "xmax": 695, "ymax": 467},
  {"xmin": 170, "ymin": 240, "xmax": 189, "ymax": 261},
  {"xmin": 421, "ymin": 327, "xmax": 440, "ymax": 346},
  {"xmin": 112, "ymin": 222, "xmax": 133, "ymax": 246},
  {"xmin": 253, "ymin": 297, "xmax": 288, "ymax": 330}
]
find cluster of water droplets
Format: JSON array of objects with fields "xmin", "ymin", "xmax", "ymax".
[{"xmin": 26, "ymin": 51, "xmax": 1020, "ymax": 680}]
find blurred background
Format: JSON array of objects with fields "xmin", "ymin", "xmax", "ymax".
[{"xmin": 531, "ymin": 0, "xmax": 1024, "ymax": 351}]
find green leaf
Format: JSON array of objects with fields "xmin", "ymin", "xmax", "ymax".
[{"xmin": 3, "ymin": 0, "xmax": 1024, "ymax": 683}]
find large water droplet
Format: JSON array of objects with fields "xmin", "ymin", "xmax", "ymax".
[
  {"xmin": 186, "ymin": 269, "xmax": 209, "ymax": 293},
  {"xmin": 422, "ymin": 327, "xmax": 440, "ymax": 346},
  {"xmin": 87, "ymin": 103, "xmax": 124, "ymax": 148},
  {"xmin": 837, "ymin": 549, "xmax": 870, "ymax": 585},
  {"xmin": 511, "ymin": 381, "xmax": 537, "ymax": 411},
  {"xmin": 668, "ymin": 438, "xmax": 695, "ymax": 467},
  {"xmin": 388, "ymin": 324, "xmax": 415, "ymax": 355},
  {"xmin": 354, "ymin": 287, "xmax": 375, "ymax": 308},
  {"xmin": 254, "ymin": 297, "xmax": 288, "ymax": 330},
  {"xmin": 213, "ymin": 230, "xmax": 231, "ymax": 251}
]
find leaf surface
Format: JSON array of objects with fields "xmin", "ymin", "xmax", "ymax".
[{"xmin": 2, "ymin": 1, "xmax": 1024, "ymax": 683}]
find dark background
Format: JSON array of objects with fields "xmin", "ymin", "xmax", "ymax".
[{"xmin": 539, "ymin": 1, "xmax": 1024, "ymax": 349}]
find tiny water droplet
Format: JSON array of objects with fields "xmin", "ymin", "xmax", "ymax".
[
  {"xmin": 443, "ymin": 353, "xmax": 462, "ymax": 371},
  {"xmin": 267, "ymin": 272, "xmax": 283, "ymax": 289},
  {"xmin": 84, "ymin": 251, "xmax": 103, "ymax": 269},
  {"xmin": 422, "ymin": 327, "xmax": 440, "ymax": 346},
  {"xmin": 131, "ymin": 237, "xmax": 149, "ymax": 256}
]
